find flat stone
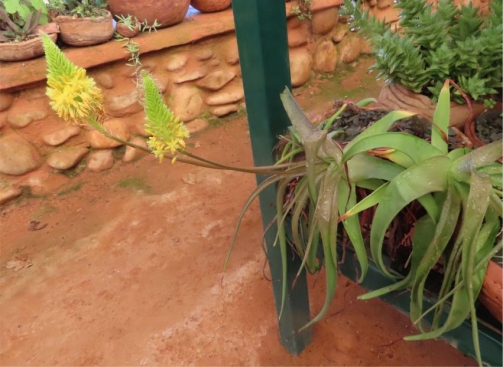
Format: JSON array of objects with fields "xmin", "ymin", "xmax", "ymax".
[
  {"xmin": 0, "ymin": 93, "xmax": 14, "ymax": 112},
  {"xmin": 224, "ymin": 39, "xmax": 240, "ymax": 65},
  {"xmin": 94, "ymin": 72, "xmax": 114, "ymax": 89},
  {"xmin": 25, "ymin": 171, "xmax": 70, "ymax": 196},
  {"xmin": 311, "ymin": 7, "xmax": 339, "ymax": 35},
  {"xmin": 205, "ymin": 85, "xmax": 244, "ymax": 106},
  {"xmin": 0, "ymin": 135, "xmax": 41, "ymax": 175},
  {"xmin": 166, "ymin": 54, "xmax": 189, "ymax": 72},
  {"xmin": 208, "ymin": 58, "xmax": 221, "ymax": 67},
  {"xmin": 87, "ymin": 150, "xmax": 114, "ymax": 172},
  {"xmin": 196, "ymin": 49, "xmax": 214, "ymax": 61},
  {"xmin": 185, "ymin": 119, "xmax": 209, "ymax": 134},
  {"xmin": 338, "ymin": 35, "xmax": 361, "ymax": 64},
  {"xmin": 155, "ymin": 78, "xmax": 169, "ymax": 94},
  {"xmin": 123, "ymin": 137, "xmax": 148, "ymax": 163},
  {"xmin": 141, "ymin": 62, "xmax": 157, "ymax": 73},
  {"xmin": 360, "ymin": 37, "xmax": 374, "ymax": 55},
  {"xmin": 195, "ymin": 70, "xmax": 236, "ymax": 91},
  {"xmin": 47, "ymin": 146, "xmax": 89, "ymax": 170},
  {"xmin": 331, "ymin": 23, "xmax": 347, "ymax": 43},
  {"xmin": 210, "ymin": 104, "xmax": 239, "ymax": 117},
  {"xmin": 169, "ymin": 86, "xmax": 203, "ymax": 122},
  {"xmin": 173, "ymin": 69, "xmax": 207, "ymax": 84},
  {"xmin": 289, "ymin": 48, "xmax": 312, "ymax": 87},
  {"xmin": 88, "ymin": 118, "xmax": 130, "ymax": 149},
  {"xmin": 0, "ymin": 185, "xmax": 22, "ymax": 206},
  {"xmin": 287, "ymin": 21, "xmax": 309, "ymax": 48},
  {"xmin": 7, "ymin": 109, "xmax": 47, "ymax": 129},
  {"xmin": 105, "ymin": 89, "xmax": 143, "ymax": 118},
  {"xmin": 287, "ymin": 16, "xmax": 302, "ymax": 29},
  {"xmin": 42, "ymin": 126, "xmax": 82, "ymax": 146},
  {"xmin": 315, "ymin": 40, "xmax": 337, "ymax": 72}
]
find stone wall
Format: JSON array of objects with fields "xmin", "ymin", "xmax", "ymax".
[{"xmin": 0, "ymin": 0, "xmax": 391, "ymax": 205}]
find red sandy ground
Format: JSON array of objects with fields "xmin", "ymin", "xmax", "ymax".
[{"xmin": 0, "ymin": 61, "xmax": 476, "ymax": 366}]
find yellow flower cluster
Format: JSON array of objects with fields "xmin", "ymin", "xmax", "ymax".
[
  {"xmin": 42, "ymin": 35, "xmax": 105, "ymax": 124},
  {"xmin": 141, "ymin": 73, "xmax": 190, "ymax": 161}
]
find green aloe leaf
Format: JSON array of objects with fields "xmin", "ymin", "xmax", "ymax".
[
  {"xmin": 299, "ymin": 163, "xmax": 342, "ymax": 331},
  {"xmin": 280, "ymin": 87, "xmax": 318, "ymax": 142},
  {"xmin": 431, "ymin": 80, "xmax": 450, "ymax": 154},
  {"xmin": 370, "ymin": 156, "xmax": 451, "ymax": 278},
  {"xmin": 343, "ymin": 133, "xmax": 444, "ymax": 166},
  {"xmin": 409, "ymin": 186, "xmax": 461, "ymax": 329},
  {"xmin": 346, "ymin": 153, "xmax": 404, "ymax": 183},
  {"xmin": 451, "ymin": 140, "xmax": 503, "ymax": 182},
  {"xmin": 359, "ymin": 214, "xmax": 435, "ymax": 300},
  {"xmin": 338, "ymin": 179, "xmax": 368, "ymax": 282}
]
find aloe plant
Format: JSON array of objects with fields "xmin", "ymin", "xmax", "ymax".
[
  {"xmin": 0, "ymin": 0, "xmax": 47, "ymax": 42},
  {"xmin": 277, "ymin": 80, "xmax": 502, "ymax": 366}
]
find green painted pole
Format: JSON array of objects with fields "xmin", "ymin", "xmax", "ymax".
[{"xmin": 232, "ymin": 0, "xmax": 312, "ymax": 355}]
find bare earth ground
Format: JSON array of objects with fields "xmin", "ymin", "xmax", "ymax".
[{"xmin": 0, "ymin": 60, "xmax": 476, "ymax": 366}]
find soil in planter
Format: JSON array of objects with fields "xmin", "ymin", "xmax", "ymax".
[{"xmin": 475, "ymin": 109, "xmax": 503, "ymax": 144}]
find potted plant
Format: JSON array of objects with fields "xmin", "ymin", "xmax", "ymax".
[
  {"xmin": 114, "ymin": 14, "xmax": 140, "ymax": 38},
  {"xmin": 341, "ymin": 0, "xmax": 503, "ymax": 127},
  {"xmin": 190, "ymin": 0, "xmax": 232, "ymax": 13},
  {"xmin": 47, "ymin": 0, "xmax": 113, "ymax": 46},
  {"xmin": 41, "ymin": 35, "xmax": 502, "ymax": 366},
  {"xmin": 107, "ymin": 0, "xmax": 190, "ymax": 29},
  {"xmin": 0, "ymin": 0, "xmax": 58, "ymax": 61}
]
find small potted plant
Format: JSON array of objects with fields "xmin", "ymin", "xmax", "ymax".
[
  {"xmin": 190, "ymin": 0, "xmax": 232, "ymax": 13},
  {"xmin": 47, "ymin": 0, "xmax": 113, "ymax": 47},
  {"xmin": 115, "ymin": 14, "xmax": 140, "ymax": 38},
  {"xmin": 341, "ymin": 0, "xmax": 502, "ymax": 127},
  {"xmin": 0, "ymin": 0, "xmax": 58, "ymax": 61},
  {"xmin": 107, "ymin": 0, "xmax": 190, "ymax": 29}
]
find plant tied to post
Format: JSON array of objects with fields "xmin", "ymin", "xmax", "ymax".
[
  {"xmin": 341, "ymin": 0, "xmax": 503, "ymax": 105},
  {"xmin": 41, "ymin": 35, "xmax": 502, "ymax": 366}
]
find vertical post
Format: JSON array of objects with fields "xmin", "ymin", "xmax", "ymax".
[{"xmin": 233, "ymin": 0, "xmax": 312, "ymax": 355}]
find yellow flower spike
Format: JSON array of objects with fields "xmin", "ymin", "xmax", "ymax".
[
  {"xmin": 141, "ymin": 71, "xmax": 190, "ymax": 162},
  {"xmin": 42, "ymin": 35, "xmax": 105, "ymax": 125}
]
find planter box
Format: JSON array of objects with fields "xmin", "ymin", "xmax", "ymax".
[{"xmin": 337, "ymin": 246, "xmax": 503, "ymax": 367}]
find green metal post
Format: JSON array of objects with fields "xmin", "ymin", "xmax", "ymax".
[{"xmin": 232, "ymin": 0, "xmax": 313, "ymax": 355}]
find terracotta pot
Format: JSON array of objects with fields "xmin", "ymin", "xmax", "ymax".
[
  {"xmin": 0, "ymin": 32, "xmax": 58, "ymax": 62},
  {"xmin": 56, "ymin": 10, "xmax": 114, "ymax": 47},
  {"xmin": 190, "ymin": 0, "xmax": 232, "ymax": 12},
  {"xmin": 116, "ymin": 22, "xmax": 141, "ymax": 38},
  {"xmin": 108, "ymin": 0, "xmax": 190, "ymax": 28},
  {"xmin": 464, "ymin": 118, "xmax": 487, "ymax": 148},
  {"xmin": 479, "ymin": 260, "xmax": 502, "ymax": 323},
  {"xmin": 377, "ymin": 83, "xmax": 486, "ymax": 128}
]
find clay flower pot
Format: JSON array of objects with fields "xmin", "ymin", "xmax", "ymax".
[
  {"xmin": 479, "ymin": 260, "xmax": 502, "ymax": 323},
  {"xmin": 377, "ymin": 83, "xmax": 485, "ymax": 128},
  {"xmin": 108, "ymin": 0, "xmax": 190, "ymax": 28},
  {"xmin": 116, "ymin": 21, "xmax": 141, "ymax": 38},
  {"xmin": 190, "ymin": 0, "xmax": 232, "ymax": 13},
  {"xmin": 0, "ymin": 33, "xmax": 58, "ymax": 62},
  {"xmin": 55, "ymin": 10, "xmax": 114, "ymax": 47},
  {"xmin": 0, "ymin": 23, "xmax": 59, "ymax": 62}
]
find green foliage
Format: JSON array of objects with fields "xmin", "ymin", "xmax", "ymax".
[
  {"xmin": 115, "ymin": 14, "xmax": 137, "ymax": 31},
  {"xmin": 341, "ymin": 0, "xmax": 503, "ymax": 103},
  {"xmin": 47, "ymin": 0, "xmax": 108, "ymax": 18},
  {"xmin": 274, "ymin": 82, "xmax": 502, "ymax": 366},
  {"xmin": 290, "ymin": 0, "xmax": 312, "ymax": 20},
  {"xmin": 0, "ymin": 0, "xmax": 47, "ymax": 41}
]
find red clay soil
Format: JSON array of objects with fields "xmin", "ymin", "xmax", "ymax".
[{"xmin": 0, "ymin": 66, "xmax": 476, "ymax": 366}]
